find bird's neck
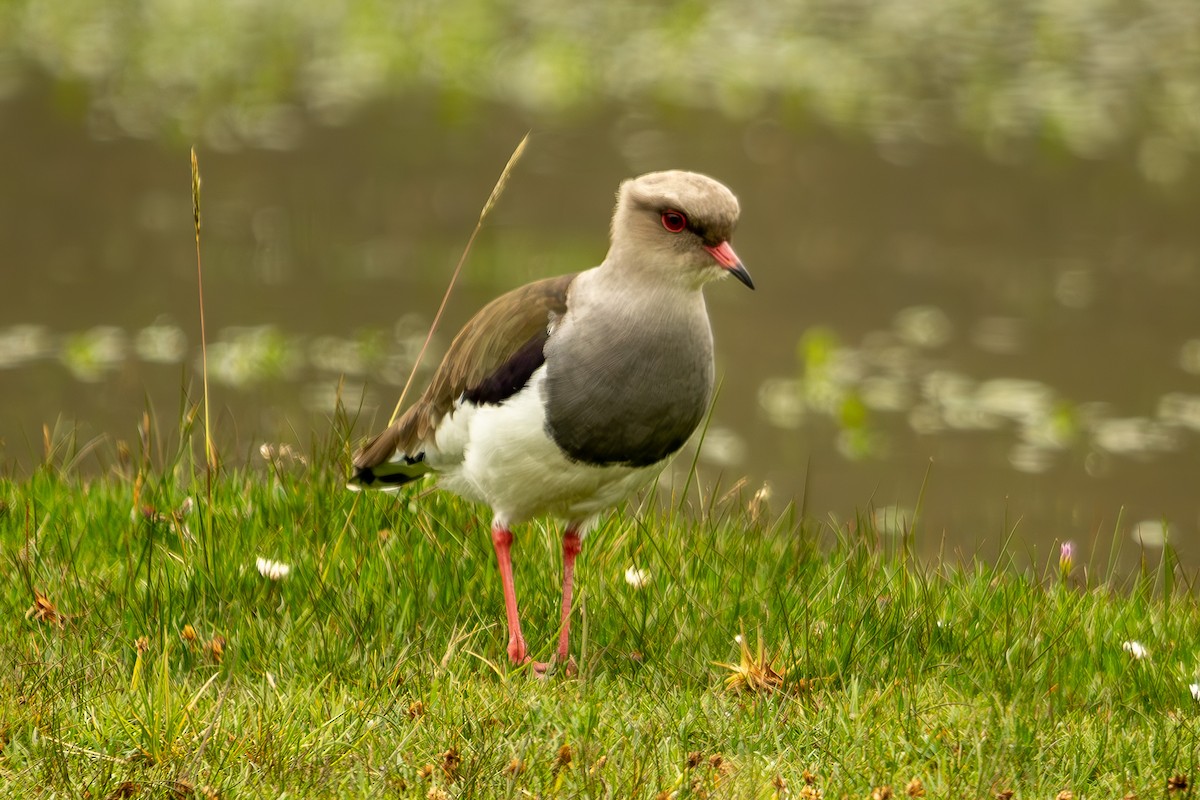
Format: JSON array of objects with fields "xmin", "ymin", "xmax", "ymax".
[
  {"xmin": 574, "ymin": 262, "xmax": 707, "ymax": 327},
  {"xmin": 594, "ymin": 245, "xmax": 709, "ymax": 296}
]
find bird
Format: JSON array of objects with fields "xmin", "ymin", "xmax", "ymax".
[{"xmin": 350, "ymin": 169, "xmax": 753, "ymax": 673}]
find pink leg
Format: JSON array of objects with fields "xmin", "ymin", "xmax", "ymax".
[
  {"xmin": 491, "ymin": 525, "xmax": 527, "ymax": 664},
  {"xmin": 554, "ymin": 526, "xmax": 583, "ymax": 665}
]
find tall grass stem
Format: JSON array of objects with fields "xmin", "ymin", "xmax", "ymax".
[
  {"xmin": 190, "ymin": 148, "xmax": 214, "ymax": 474},
  {"xmin": 386, "ymin": 133, "xmax": 530, "ymax": 426}
]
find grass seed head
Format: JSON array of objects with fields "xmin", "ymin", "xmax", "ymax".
[
  {"xmin": 108, "ymin": 782, "xmax": 140, "ymax": 799},
  {"xmin": 408, "ymin": 701, "xmax": 425, "ymax": 719},
  {"xmin": 504, "ymin": 758, "xmax": 524, "ymax": 777},
  {"xmin": 687, "ymin": 751, "xmax": 703, "ymax": 769},
  {"xmin": 1056, "ymin": 791, "xmax": 1074, "ymax": 800},
  {"xmin": 995, "ymin": 790, "xmax": 1014, "ymax": 799},
  {"xmin": 479, "ymin": 132, "xmax": 528, "ymax": 221},
  {"xmin": 441, "ymin": 747, "xmax": 460, "ymax": 780},
  {"xmin": 798, "ymin": 786, "xmax": 822, "ymax": 800},
  {"xmin": 425, "ymin": 788, "xmax": 448, "ymax": 800},
  {"xmin": 749, "ymin": 481, "xmax": 772, "ymax": 522},
  {"xmin": 206, "ymin": 635, "xmax": 225, "ymax": 663},
  {"xmin": 555, "ymin": 742, "xmax": 573, "ymax": 770},
  {"xmin": 135, "ymin": 636, "xmax": 150, "ymax": 654},
  {"xmin": 905, "ymin": 778, "xmax": 925, "ymax": 797},
  {"xmin": 872, "ymin": 786, "xmax": 893, "ymax": 800},
  {"xmin": 190, "ymin": 147, "xmax": 201, "ymax": 232},
  {"xmin": 1168, "ymin": 774, "xmax": 1189, "ymax": 792},
  {"xmin": 419, "ymin": 764, "xmax": 434, "ymax": 780}
]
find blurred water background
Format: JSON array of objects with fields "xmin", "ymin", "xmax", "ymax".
[{"xmin": 2, "ymin": 0, "xmax": 1199, "ymax": 566}]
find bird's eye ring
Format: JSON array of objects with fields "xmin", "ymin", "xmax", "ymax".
[{"xmin": 661, "ymin": 210, "xmax": 687, "ymax": 233}]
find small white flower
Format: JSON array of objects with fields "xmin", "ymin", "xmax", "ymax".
[
  {"xmin": 1190, "ymin": 683, "xmax": 1200, "ymax": 702},
  {"xmin": 256, "ymin": 557, "xmax": 291, "ymax": 581},
  {"xmin": 734, "ymin": 634, "xmax": 744, "ymax": 645},
  {"xmin": 1122, "ymin": 640, "xmax": 1148, "ymax": 660},
  {"xmin": 624, "ymin": 566, "xmax": 651, "ymax": 589}
]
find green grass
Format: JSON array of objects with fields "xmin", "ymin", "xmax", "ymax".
[{"xmin": 2, "ymin": 419, "xmax": 1199, "ymax": 799}]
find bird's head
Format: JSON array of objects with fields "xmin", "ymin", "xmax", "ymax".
[{"xmin": 609, "ymin": 170, "xmax": 753, "ymax": 291}]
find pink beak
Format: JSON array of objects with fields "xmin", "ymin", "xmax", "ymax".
[{"xmin": 704, "ymin": 241, "xmax": 754, "ymax": 289}]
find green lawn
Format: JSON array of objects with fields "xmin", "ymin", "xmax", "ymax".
[{"xmin": 2, "ymin": 425, "xmax": 1198, "ymax": 798}]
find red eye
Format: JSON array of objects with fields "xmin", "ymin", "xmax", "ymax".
[{"xmin": 661, "ymin": 210, "xmax": 687, "ymax": 233}]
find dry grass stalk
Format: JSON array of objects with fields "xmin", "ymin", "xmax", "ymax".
[
  {"xmin": 190, "ymin": 147, "xmax": 215, "ymax": 471},
  {"xmin": 387, "ymin": 132, "xmax": 531, "ymax": 426},
  {"xmin": 719, "ymin": 630, "xmax": 787, "ymax": 694},
  {"xmin": 26, "ymin": 589, "xmax": 66, "ymax": 627}
]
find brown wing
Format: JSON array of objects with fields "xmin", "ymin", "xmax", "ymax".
[{"xmin": 353, "ymin": 273, "xmax": 575, "ymax": 473}]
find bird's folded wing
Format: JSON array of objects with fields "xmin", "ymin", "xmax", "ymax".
[{"xmin": 352, "ymin": 273, "xmax": 576, "ymax": 478}]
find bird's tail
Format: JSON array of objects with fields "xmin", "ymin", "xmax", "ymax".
[
  {"xmin": 347, "ymin": 457, "xmax": 430, "ymax": 491},
  {"xmin": 348, "ymin": 425, "xmax": 431, "ymax": 491}
]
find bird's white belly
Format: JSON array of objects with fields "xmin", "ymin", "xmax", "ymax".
[{"xmin": 428, "ymin": 369, "xmax": 662, "ymax": 528}]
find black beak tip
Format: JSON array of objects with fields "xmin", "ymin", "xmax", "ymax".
[{"xmin": 731, "ymin": 263, "xmax": 755, "ymax": 290}]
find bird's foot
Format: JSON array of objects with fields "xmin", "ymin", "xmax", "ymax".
[
  {"xmin": 530, "ymin": 655, "xmax": 577, "ymax": 680},
  {"xmin": 507, "ymin": 635, "xmax": 527, "ymax": 664}
]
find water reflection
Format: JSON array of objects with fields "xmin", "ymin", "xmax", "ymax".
[
  {"xmin": 2, "ymin": 79, "xmax": 1199, "ymax": 568},
  {"xmin": 759, "ymin": 312, "xmax": 1200, "ymax": 477},
  {"xmin": 134, "ymin": 321, "xmax": 188, "ymax": 364},
  {"xmin": 1131, "ymin": 520, "xmax": 1170, "ymax": 549},
  {"xmin": 61, "ymin": 326, "xmax": 127, "ymax": 382},
  {"xmin": 871, "ymin": 505, "xmax": 914, "ymax": 538},
  {"xmin": 0, "ymin": 325, "xmax": 53, "ymax": 368}
]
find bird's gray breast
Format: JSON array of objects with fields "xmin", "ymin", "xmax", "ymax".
[{"xmin": 542, "ymin": 306, "xmax": 714, "ymax": 467}]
